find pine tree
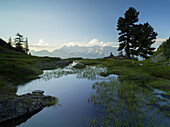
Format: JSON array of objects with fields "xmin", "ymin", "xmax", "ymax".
[
  {"xmin": 117, "ymin": 7, "xmax": 157, "ymax": 59},
  {"xmin": 25, "ymin": 38, "xmax": 29, "ymax": 54},
  {"xmin": 135, "ymin": 22, "xmax": 158, "ymax": 58},
  {"xmin": 117, "ymin": 7, "xmax": 139, "ymax": 58},
  {"xmin": 8, "ymin": 37, "xmax": 12, "ymax": 46},
  {"xmin": 14, "ymin": 33, "xmax": 25, "ymax": 53}
]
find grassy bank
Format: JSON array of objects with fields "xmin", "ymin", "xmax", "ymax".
[
  {"xmin": 79, "ymin": 58, "xmax": 170, "ymax": 95},
  {"xmin": 0, "ymin": 47, "xmax": 61, "ymax": 92}
]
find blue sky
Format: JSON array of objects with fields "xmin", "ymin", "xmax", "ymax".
[{"xmin": 0, "ymin": 0, "xmax": 170, "ymax": 50}]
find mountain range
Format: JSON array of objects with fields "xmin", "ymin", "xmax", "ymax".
[{"xmin": 30, "ymin": 45, "xmax": 119, "ymax": 58}]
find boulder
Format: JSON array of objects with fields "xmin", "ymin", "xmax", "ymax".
[
  {"xmin": 73, "ymin": 62, "xmax": 86, "ymax": 68},
  {"xmin": 32, "ymin": 90, "xmax": 44, "ymax": 95},
  {"xmin": 150, "ymin": 52, "xmax": 166, "ymax": 63}
]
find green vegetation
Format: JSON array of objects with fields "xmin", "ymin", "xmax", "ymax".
[
  {"xmin": 0, "ymin": 42, "xmax": 60, "ymax": 93},
  {"xmin": 81, "ymin": 56, "xmax": 170, "ymax": 126},
  {"xmin": 43, "ymin": 96, "xmax": 58, "ymax": 106},
  {"xmin": 79, "ymin": 58, "xmax": 170, "ymax": 95},
  {"xmin": 88, "ymin": 80, "xmax": 168, "ymax": 126}
]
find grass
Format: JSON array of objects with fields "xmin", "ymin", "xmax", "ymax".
[
  {"xmin": 88, "ymin": 79, "xmax": 169, "ymax": 127},
  {"xmin": 43, "ymin": 96, "xmax": 58, "ymax": 106},
  {"xmin": 0, "ymin": 47, "xmax": 60, "ymax": 114},
  {"xmin": 0, "ymin": 47, "xmax": 61, "ymax": 91},
  {"xmin": 79, "ymin": 58, "xmax": 170, "ymax": 94},
  {"xmin": 78, "ymin": 58, "xmax": 170, "ymax": 126}
]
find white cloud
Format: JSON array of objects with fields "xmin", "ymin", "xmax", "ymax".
[
  {"xmin": 37, "ymin": 39, "xmax": 49, "ymax": 46},
  {"xmin": 61, "ymin": 39, "xmax": 119, "ymax": 48},
  {"xmin": 29, "ymin": 39, "xmax": 57, "ymax": 51},
  {"xmin": 29, "ymin": 38, "xmax": 167, "ymax": 52},
  {"xmin": 87, "ymin": 39, "xmax": 103, "ymax": 46},
  {"xmin": 155, "ymin": 38, "xmax": 167, "ymax": 42},
  {"xmin": 30, "ymin": 39, "xmax": 49, "ymax": 47},
  {"xmin": 153, "ymin": 38, "xmax": 167, "ymax": 46}
]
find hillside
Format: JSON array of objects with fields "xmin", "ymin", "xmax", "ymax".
[
  {"xmin": 0, "ymin": 38, "xmax": 16, "ymax": 51},
  {"xmin": 150, "ymin": 38, "xmax": 170, "ymax": 65},
  {"xmin": 0, "ymin": 39, "xmax": 62, "ymax": 88}
]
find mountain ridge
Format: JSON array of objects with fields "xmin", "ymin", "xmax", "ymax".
[{"xmin": 30, "ymin": 45, "xmax": 119, "ymax": 58}]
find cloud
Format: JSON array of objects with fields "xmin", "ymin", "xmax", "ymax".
[
  {"xmin": 154, "ymin": 38, "xmax": 167, "ymax": 45},
  {"xmin": 155, "ymin": 38, "xmax": 167, "ymax": 42},
  {"xmin": 30, "ymin": 39, "xmax": 49, "ymax": 48},
  {"xmin": 61, "ymin": 39, "xmax": 119, "ymax": 48},
  {"xmin": 29, "ymin": 38, "xmax": 167, "ymax": 52},
  {"xmin": 29, "ymin": 39, "xmax": 57, "ymax": 51},
  {"xmin": 37, "ymin": 39, "xmax": 49, "ymax": 47},
  {"xmin": 87, "ymin": 39, "xmax": 103, "ymax": 46}
]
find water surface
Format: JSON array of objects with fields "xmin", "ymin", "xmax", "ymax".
[
  {"xmin": 17, "ymin": 65, "xmax": 117, "ymax": 127},
  {"xmin": 16, "ymin": 65, "xmax": 169, "ymax": 127}
]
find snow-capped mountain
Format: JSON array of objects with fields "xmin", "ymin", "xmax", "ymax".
[{"xmin": 30, "ymin": 45, "xmax": 119, "ymax": 58}]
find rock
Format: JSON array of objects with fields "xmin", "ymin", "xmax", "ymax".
[
  {"xmin": 32, "ymin": 90, "xmax": 44, "ymax": 94},
  {"xmin": 117, "ymin": 56, "xmax": 124, "ymax": 60},
  {"xmin": 73, "ymin": 62, "xmax": 86, "ymax": 68},
  {"xmin": 27, "ymin": 101, "xmax": 44, "ymax": 113},
  {"xmin": 150, "ymin": 52, "xmax": 166, "ymax": 63},
  {"xmin": 0, "ymin": 93, "xmax": 56, "ymax": 125},
  {"xmin": 163, "ymin": 61, "xmax": 170, "ymax": 66},
  {"xmin": 104, "ymin": 55, "xmax": 130, "ymax": 60}
]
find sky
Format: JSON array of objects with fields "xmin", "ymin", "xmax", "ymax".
[{"xmin": 0, "ymin": 0, "xmax": 170, "ymax": 51}]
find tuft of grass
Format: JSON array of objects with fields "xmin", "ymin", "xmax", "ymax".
[{"xmin": 92, "ymin": 84, "xmax": 95, "ymax": 89}]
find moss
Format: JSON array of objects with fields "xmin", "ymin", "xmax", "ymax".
[{"xmin": 43, "ymin": 96, "xmax": 58, "ymax": 106}]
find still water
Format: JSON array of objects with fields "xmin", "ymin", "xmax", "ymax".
[{"xmin": 16, "ymin": 65, "xmax": 118, "ymax": 127}]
